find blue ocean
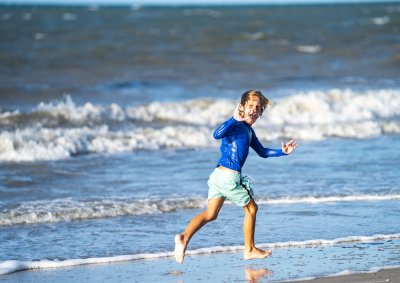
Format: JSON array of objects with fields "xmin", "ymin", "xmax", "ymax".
[{"xmin": 0, "ymin": 3, "xmax": 400, "ymax": 280}]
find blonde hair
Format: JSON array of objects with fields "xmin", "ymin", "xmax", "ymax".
[{"xmin": 239, "ymin": 90, "xmax": 270, "ymax": 117}]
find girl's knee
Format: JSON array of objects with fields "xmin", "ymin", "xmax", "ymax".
[
  {"xmin": 205, "ymin": 211, "xmax": 218, "ymax": 222},
  {"xmin": 245, "ymin": 200, "xmax": 258, "ymax": 215},
  {"xmin": 250, "ymin": 202, "xmax": 258, "ymax": 214}
]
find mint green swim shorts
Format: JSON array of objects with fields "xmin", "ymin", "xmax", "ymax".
[{"xmin": 207, "ymin": 168, "xmax": 254, "ymax": 207}]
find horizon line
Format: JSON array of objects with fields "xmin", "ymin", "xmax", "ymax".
[{"xmin": 1, "ymin": 0, "xmax": 400, "ymax": 7}]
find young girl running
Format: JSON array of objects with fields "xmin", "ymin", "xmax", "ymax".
[{"xmin": 174, "ymin": 90, "xmax": 298, "ymax": 263}]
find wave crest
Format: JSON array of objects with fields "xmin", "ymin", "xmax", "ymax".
[
  {"xmin": 1, "ymin": 89, "xmax": 399, "ymax": 162},
  {"xmin": 0, "ymin": 197, "xmax": 207, "ymax": 227},
  {"xmin": 2, "ymin": 194, "xmax": 399, "ymax": 227}
]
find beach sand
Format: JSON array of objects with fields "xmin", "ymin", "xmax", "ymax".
[
  {"xmin": 1, "ymin": 239, "xmax": 399, "ymax": 282},
  {"xmin": 291, "ymin": 268, "xmax": 400, "ymax": 283}
]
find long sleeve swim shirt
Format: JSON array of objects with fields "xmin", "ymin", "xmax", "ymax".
[{"xmin": 213, "ymin": 117, "xmax": 286, "ymax": 172}]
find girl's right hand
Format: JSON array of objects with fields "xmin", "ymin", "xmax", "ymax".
[{"xmin": 234, "ymin": 103, "xmax": 248, "ymax": 121}]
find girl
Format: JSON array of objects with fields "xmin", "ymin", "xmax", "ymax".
[{"xmin": 174, "ymin": 90, "xmax": 298, "ymax": 263}]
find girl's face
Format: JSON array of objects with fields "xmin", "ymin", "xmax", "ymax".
[{"xmin": 240, "ymin": 96, "xmax": 263, "ymax": 125}]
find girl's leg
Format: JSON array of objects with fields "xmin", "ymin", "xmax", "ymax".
[
  {"xmin": 174, "ymin": 197, "xmax": 225, "ymax": 263},
  {"xmin": 243, "ymin": 199, "xmax": 272, "ymax": 260}
]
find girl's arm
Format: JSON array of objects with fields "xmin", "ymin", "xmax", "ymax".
[
  {"xmin": 213, "ymin": 117, "xmax": 240, "ymax": 139},
  {"xmin": 250, "ymin": 133, "xmax": 287, "ymax": 158},
  {"xmin": 250, "ymin": 130, "xmax": 298, "ymax": 157}
]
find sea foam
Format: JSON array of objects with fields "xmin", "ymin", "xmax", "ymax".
[
  {"xmin": 1, "ymin": 233, "xmax": 399, "ymax": 275},
  {"xmin": 1, "ymin": 89, "xmax": 399, "ymax": 162},
  {"xmin": 0, "ymin": 197, "xmax": 207, "ymax": 226},
  {"xmin": 2, "ymin": 194, "xmax": 399, "ymax": 227}
]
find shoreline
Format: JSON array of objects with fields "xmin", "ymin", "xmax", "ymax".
[
  {"xmin": 2, "ymin": 240, "xmax": 399, "ymax": 282},
  {"xmin": 2, "ymin": 263, "xmax": 400, "ymax": 283},
  {"xmin": 289, "ymin": 267, "xmax": 400, "ymax": 283}
]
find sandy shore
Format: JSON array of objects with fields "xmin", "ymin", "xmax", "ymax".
[
  {"xmin": 2, "ymin": 265, "xmax": 399, "ymax": 283},
  {"xmin": 1, "ymin": 239, "xmax": 399, "ymax": 282},
  {"xmin": 291, "ymin": 267, "xmax": 400, "ymax": 283}
]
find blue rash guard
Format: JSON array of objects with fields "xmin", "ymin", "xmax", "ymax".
[{"xmin": 213, "ymin": 117, "xmax": 286, "ymax": 173}]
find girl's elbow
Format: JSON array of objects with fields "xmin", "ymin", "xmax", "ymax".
[
  {"xmin": 255, "ymin": 151, "xmax": 268, "ymax": 158},
  {"xmin": 213, "ymin": 131, "xmax": 223, "ymax": 139}
]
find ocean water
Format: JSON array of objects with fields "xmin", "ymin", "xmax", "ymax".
[{"xmin": 0, "ymin": 3, "xmax": 400, "ymax": 278}]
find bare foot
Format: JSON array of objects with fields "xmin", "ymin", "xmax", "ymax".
[
  {"xmin": 174, "ymin": 234, "xmax": 187, "ymax": 263},
  {"xmin": 245, "ymin": 268, "xmax": 273, "ymax": 282},
  {"xmin": 243, "ymin": 247, "xmax": 272, "ymax": 260}
]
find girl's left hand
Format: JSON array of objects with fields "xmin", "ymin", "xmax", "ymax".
[{"xmin": 282, "ymin": 140, "xmax": 298, "ymax": 154}]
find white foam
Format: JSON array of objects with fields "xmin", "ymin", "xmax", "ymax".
[
  {"xmin": 127, "ymin": 88, "xmax": 400, "ymax": 135},
  {"xmin": 34, "ymin": 33, "xmax": 46, "ymax": 40},
  {"xmin": 125, "ymin": 98, "xmax": 233, "ymax": 126},
  {"xmin": 0, "ymin": 125, "xmax": 213, "ymax": 162},
  {"xmin": 22, "ymin": 13, "xmax": 32, "ymax": 21},
  {"xmin": 1, "ymin": 89, "xmax": 400, "ymax": 162},
  {"xmin": 242, "ymin": 32, "xmax": 265, "ymax": 41},
  {"xmin": 0, "ymin": 95, "xmax": 126, "ymax": 127},
  {"xmin": 88, "ymin": 5, "xmax": 99, "ymax": 11},
  {"xmin": 0, "ymin": 253, "xmax": 171, "ymax": 275},
  {"xmin": 62, "ymin": 13, "xmax": 77, "ymax": 21},
  {"xmin": 1, "ymin": 233, "xmax": 399, "ymax": 275},
  {"xmin": 0, "ymin": 197, "xmax": 207, "ymax": 226},
  {"xmin": 254, "ymin": 88, "xmax": 400, "ymax": 140},
  {"xmin": 323, "ymin": 265, "xmax": 400, "ymax": 279},
  {"xmin": 296, "ymin": 45, "xmax": 322, "ymax": 53},
  {"xmin": 258, "ymin": 233, "xmax": 400, "ymax": 250},
  {"xmin": 372, "ymin": 16, "xmax": 390, "ymax": 25},
  {"xmin": 34, "ymin": 95, "xmax": 126, "ymax": 124},
  {"xmin": 3, "ymin": 89, "xmax": 400, "ymax": 130},
  {"xmin": 2, "ymin": 194, "xmax": 399, "ymax": 227},
  {"xmin": 257, "ymin": 194, "xmax": 400, "ymax": 205}
]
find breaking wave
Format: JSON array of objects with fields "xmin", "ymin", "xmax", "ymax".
[
  {"xmin": 0, "ymin": 197, "xmax": 206, "ymax": 226},
  {"xmin": 1, "ymin": 88, "xmax": 399, "ymax": 162},
  {"xmin": 2, "ymin": 194, "xmax": 399, "ymax": 227}
]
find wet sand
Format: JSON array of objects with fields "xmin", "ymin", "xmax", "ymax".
[
  {"xmin": 1, "ymin": 240, "xmax": 399, "ymax": 282},
  {"xmin": 292, "ymin": 267, "xmax": 400, "ymax": 283}
]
